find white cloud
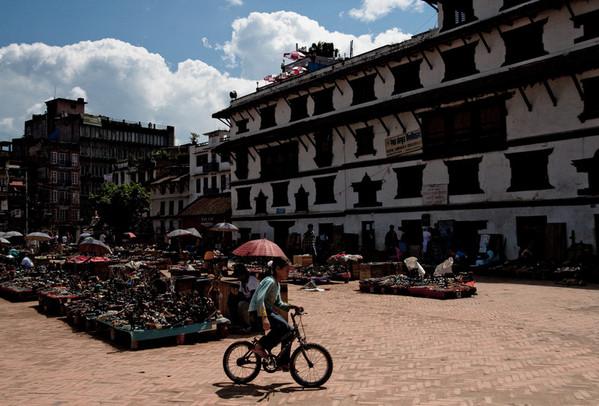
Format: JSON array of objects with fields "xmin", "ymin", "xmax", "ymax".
[
  {"xmin": 0, "ymin": 11, "xmax": 415, "ymax": 144},
  {"xmin": 226, "ymin": 0, "xmax": 243, "ymax": 6},
  {"xmin": 219, "ymin": 11, "xmax": 412, "ymax": 79},
  {"xmin": 0, "ymin": 39, "xmax": 256, "ymax": 144},
  {"xmin": 349, "ymin": 0, "xmax": 424, "ymax": 22},
  {"xmin": 202, "ymin": 37, "xmax": 212, "ymax": 49}
]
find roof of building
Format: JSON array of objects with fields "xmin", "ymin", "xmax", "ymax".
[{"xmin": 180, "ymin": 194, "xmax": 231, "ymax": 217}]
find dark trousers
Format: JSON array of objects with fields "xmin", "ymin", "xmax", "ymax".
[{"xmin": 257, "ymin": 309, "xmax": 294, "ymax": 364}]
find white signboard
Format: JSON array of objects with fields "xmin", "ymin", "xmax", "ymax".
[
  {"xmin": 422, "ymin": 184, "xmax": 448, "ymax": 205},
  {"xmin": 385, "ymin": 131, "xmax": 422, "ymax": 157}
]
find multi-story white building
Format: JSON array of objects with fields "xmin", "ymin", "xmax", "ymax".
[
  {"xmin": 189, "ymin": 130, "xmax": 231, "ymax": 201},
  {"xmin": 213, "ymin": 0, "xmax": 599, "ymax": 261}
]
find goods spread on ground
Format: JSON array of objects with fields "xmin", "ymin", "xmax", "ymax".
[
  {"xmin": 0, "ymin": 258, "xmax": 225, "ymax": 349},
  {"xmin": 358, "ymin": 257, "xmax": 477, "ymax": 299}
]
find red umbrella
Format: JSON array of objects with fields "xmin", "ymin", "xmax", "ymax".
[
  {"xmin": 233, "ymin": 238, "xmax": 287, "ymax": 259},
  {"xmin": 290, "ymin": 66, "xmax": 307, "ymax": 75},
  {"xmin": 123, "ymin": 232, "xmax": 136, "ymax": 239},
  {"xmin": 263, "ymin": 74, "xmax": 278, "ymax": 83},
  {"xmin": 283, "ymin": 50, "xmax": 306, "ymax": 60}
]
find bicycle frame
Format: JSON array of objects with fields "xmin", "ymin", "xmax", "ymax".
[{"xmin": 244, "ymin": 310, "xmax": 307, "ymax": 372}]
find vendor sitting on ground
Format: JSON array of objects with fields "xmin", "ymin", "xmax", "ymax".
[{"xmin": 227, "ymin": 264, "xmax": 259, "ymax": 331}]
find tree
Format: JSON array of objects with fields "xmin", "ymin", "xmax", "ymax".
[{"xmin": 90, "ymin": 182, "xmax": 151, "ymax": 237}]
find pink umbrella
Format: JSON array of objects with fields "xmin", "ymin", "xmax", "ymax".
[
  {"xmin": 284, "ymin": 51, "xmax": 306, "ymax": 60},
  {"xmin": 233, "ymin": 238, "xmax": 287, "ymax": 259}
]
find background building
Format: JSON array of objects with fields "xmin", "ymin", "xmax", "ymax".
[{"xmin": 12, "ymin": 97, "xmax": 174, "ymax": 237}]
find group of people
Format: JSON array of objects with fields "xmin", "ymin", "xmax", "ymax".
[
  {"xmin": 384, "ymin": 225, "xmax": 409, "ymax": 261},
  {"xmin": 384, "ymin": 224, "xmax": 448, "ymax": 264}
]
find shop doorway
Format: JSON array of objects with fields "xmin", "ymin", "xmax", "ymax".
[
  {"xmin": 516, "ymin": 216, "xmax": 547, "ymax": 259},
  {"xmin": 401, "ymin": 219, "xmax": 423, "ymax": 257},
  {"xmin": 453, "ymin": 221, "xmax": 487, "ymax": 258},
  {"xmin": 268, "ymin": 221, "xmax": 295, "ymax": 253}
]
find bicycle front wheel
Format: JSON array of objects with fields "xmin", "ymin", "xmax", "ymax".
[
  {"xmin": 289, "ymin": 343, "xmax": 333, "ymax": 388},
  {"xmin": 223, "ymin": 341, "xmax": 261, "ymax": 384}
]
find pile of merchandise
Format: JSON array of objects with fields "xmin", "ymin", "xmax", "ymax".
[
  {"xmin": 64, "ymin": 267, "xmax": 217, "ymax": 330},
  {"xmin": 0, "ymin": 263, "xmax": 73, "ymax": 299}
]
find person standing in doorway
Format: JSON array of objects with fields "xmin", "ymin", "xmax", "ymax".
[
  {"xmin": 302, "ymin": 224, "xmax": 317, "ymax": 260},
  {"xmin": 384, "ymin": 225, "xmax": 399, "ymax": 257}
]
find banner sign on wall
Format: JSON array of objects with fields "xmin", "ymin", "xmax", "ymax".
[{"xmin": 385, "ymin": 131, "xmax": 422, "ymax": 157}]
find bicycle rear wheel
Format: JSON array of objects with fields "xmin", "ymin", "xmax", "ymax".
[
  {"xmin": 289, "ymin": 343, "xmax": 333, "ymax": 388},
  {"xmin": 223, "ymin": 341, "xmax": 261, "ymax": 384}
]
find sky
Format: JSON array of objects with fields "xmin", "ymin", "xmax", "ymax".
[{"xmin": 0, "ymin": 0, "xmax": 438, "ymax": 145}]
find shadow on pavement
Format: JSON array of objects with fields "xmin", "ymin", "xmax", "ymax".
[{"xmin": 213, "ymin": 381, "xmax": 325, "ymax": 402}]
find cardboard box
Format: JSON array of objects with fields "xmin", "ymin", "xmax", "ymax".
[
  {"xmin": 359, "ymin": 262, "xmax": 395, "ymax": 280},
  {"xmin": 293, "ymin": 255, "xmax": 313, "ymax": 267}
]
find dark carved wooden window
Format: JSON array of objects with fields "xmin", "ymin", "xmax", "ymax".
[
  {"xmin": 441, "ymin": 42, "xmax": 479, "ymax": 81},
  {"xmin": 259, "ymin": 105, "xmax": 276, "ymax": 130},
  {"xmin": 314, "ymin": 131, "xmax": 333, "ymax": 167},
  {"xmin": 502, "ymin": 19, "xmax": 548, "ymax": 66},
  {"xmin": 351, "ymin": 173, "xmax": 382, "ymax": 208},
  {"xmin": 441, "ymin": 0, "xmax": 476, "ymax": 31},
  {"xmin": 235, "ymin": 118, "xmax": 249, "ymax": 134},
  {"xmin": 421, "ymin": 98, "xmax": 506, "ymax": 159},
  {"xmin": 314, "ymin": 175, "xmax": 336, "ymax": 205},
  {"xmin": 391, "ymin": 60, "xmax": 423, "ymax": 95},
  {"xmin": 574, "ymin": 9, "xmax": 599, "ymax": 43},
  {"xmin": 506, "ymin": 149, "xmax": 554, "ymax": 192},
  {"xmin": 289, "ymin": 95, "xmax": 309, "ymax": 122},
  {"xmin": 573, "ymin": 150, "xmax": 599, "ymax": 195},
  {"xmin": 255, "ymin": 190, "xmax": 267, "ymax": 214},
  {"xmin": 259, "ymin": 142, "xmax": 298, "ymax": 181},
  {"xmin": 236, "ymin": 187, "xmax": 251, "ymax": 210},
  {"xmin": 350, "ymin": 75, "xmax": 376, "ymax": 106},
  {"xmin": 312, "ymin": 87, "xmax": 335, "ymax": 115},
  {"xmin": 394, "ymin": 165, "xmax": 425, "ymax": 198},
  {"xmin": 271, "ymin": 181, "xmax": 290, "ymax": 207},
  {"xmin": 445, "ymin": 158, "xmax": 483, "ymax": 195},
  {"xmin": 294, "ymin": 185, "xmax": 309, "ymax": 212},
  {"xmin": 579, "ymin": 77, "xmax": 599, "ymax": 122},
  {"xmin": 354, "ymin": 126, "xmax": 376, "ymax": 157},
  {"xmin": 234, "ymin": 148, "xmax": 249, "ymax": 180}
]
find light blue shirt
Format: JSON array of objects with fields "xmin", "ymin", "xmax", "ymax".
[{"xmin": 248, "ymin": 275, "xmax": 291, "ymax": 317}]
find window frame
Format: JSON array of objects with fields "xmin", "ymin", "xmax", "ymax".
[
  {"xmin": 259, "ymin": 104, "xmax": 277, "ymax": 130},
  {"xmin": 312, "ymin": 87, "xmax": 335, "ymax": 115},
  {"xmin": 271, "ymin": 181, "xmax": 290, "ymax": 207},
  {"xmin": 441, "ymin": 42, "xmax": 479, "ymax": 82},
  {"xmin": 506, "ymin": 149, "xmax": 554, "ymax": 192},
  {"xmin": 313, "ymin": 175, "xmax": 337, "ymax": 205},
  {"xmin": 444, "ymin": 158, "xmax": 484, "ymax": 196},
  {"xmin": 349, "ymin": 74, "xmax": 376, "ymax": 106},
  {"xmin": 236, "ymin": 187, "xmax": 252, "ymax": 210},
  {"xmin": 502, "ymin": 19, "xmax": 548, "ymax": 66},
  {"xmin": 391, "ymin": 60, "xmax": 423, "ymax": 95},
  {"xmin": 289, "ymin": 95, "xmax": 309, "ymax": 122},
  {"xmin": 394, "ymin": 165, "xmax": 425, "ymax": 199}
]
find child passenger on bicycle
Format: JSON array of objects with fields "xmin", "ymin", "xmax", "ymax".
[{"xmin": 248, "ymin": 257, "xmax": 303, "ymax": 371}]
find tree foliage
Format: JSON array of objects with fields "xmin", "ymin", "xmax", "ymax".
[{"xmin": 90, "ymin": 182, "xmax": 151, "ymax": 235}]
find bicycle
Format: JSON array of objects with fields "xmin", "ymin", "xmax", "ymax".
[{"xmin": 222, "ymin": 308, "xmax": 333, "ymax": 388}]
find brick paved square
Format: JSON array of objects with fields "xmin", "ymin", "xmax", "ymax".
[{"xmin": 1, "ymin": 277, "xmax": 598, "ymax": 405}]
